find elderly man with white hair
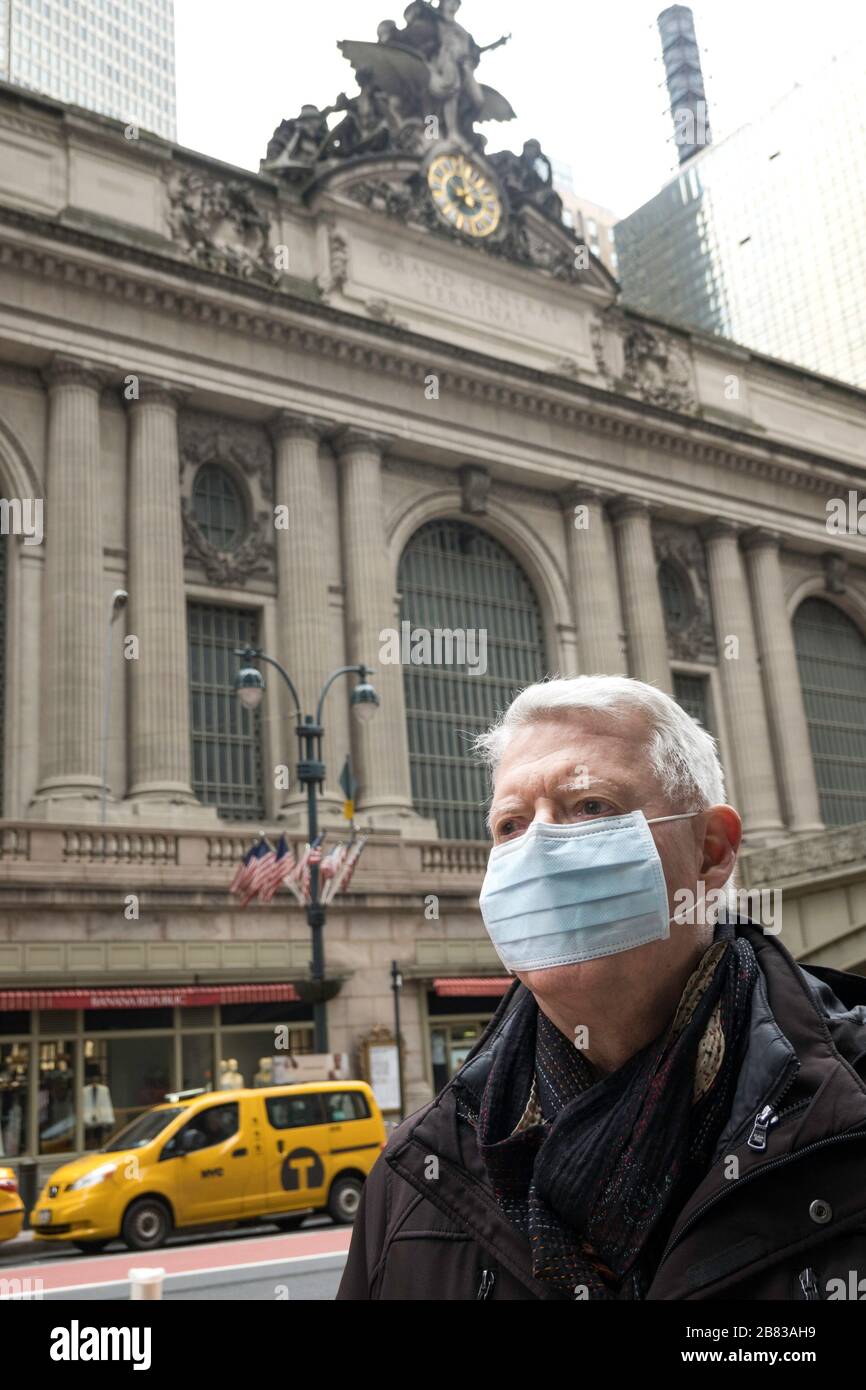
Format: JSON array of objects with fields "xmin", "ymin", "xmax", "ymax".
[{"xmin": 338, "ymin": 676, "xmax": 866, "ymax": 1301}]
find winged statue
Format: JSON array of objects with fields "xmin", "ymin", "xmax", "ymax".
[
  {"xmin": 263, "ymin": 1, "xmax": 515, "ymax": 173},
  {"xmin": 338, "ymin": 0, "xmax": 515, "ymax": 147}
]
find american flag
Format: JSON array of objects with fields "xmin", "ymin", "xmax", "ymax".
[
  {"xmin": 319, "ymin": 842, "xmax": 348, "ymax": 904},
  {"xmin": 229, "ymin": 839, "xmax": 266, "ymax": 897},
  {"xmin": 258, "ymin": 834, "xmax": 295, "ymax": 905},
  {"xmin": 334, "ymin": 835, "xmax": 368, "ymax": 897},
  {"xmin": 240, "ymin": 838, "xmax": 276, "ymax": 908}
]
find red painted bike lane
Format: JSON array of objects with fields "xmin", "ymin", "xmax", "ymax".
[{"xmin": 0, "ymin": 1227, "xmax": 351, "ymax": 1292}]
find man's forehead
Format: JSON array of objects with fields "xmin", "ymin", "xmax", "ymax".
[{"xmin": 491, "ymin": 711, "xmax": 653, "ymax": 796}]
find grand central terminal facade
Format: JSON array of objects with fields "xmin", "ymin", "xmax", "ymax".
[{"xmin": 0, "ymin": 5, "xmax": 864, "ymax": 1164}]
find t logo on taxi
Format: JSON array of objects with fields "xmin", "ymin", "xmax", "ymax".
[{"xmin": 281, "ymin": 1147, "xmax": 325, "ymax": 1190}]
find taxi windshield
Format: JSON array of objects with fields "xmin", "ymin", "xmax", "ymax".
[{"xmin": 102, "ymin": 1107, "xmax": 184, "ymax": 1152}]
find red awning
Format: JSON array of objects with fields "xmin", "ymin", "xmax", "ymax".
[
  {"xmin": 0, "ymin": 983, "xmax": 300, "ymax": 1011},
  {"xmin": 433, "ymin": 976, "xmax": 511, "ymax": 998}
]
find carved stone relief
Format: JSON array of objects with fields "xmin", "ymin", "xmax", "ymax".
[
  {"xmin": 592, "ymin": 311, "xmax": 697, "ymax": 414},
  {"xmin": 178, "ymin": 412, "xmax": 275, "ymax": 587},
  {"xmin": 653, "ymin": 520, "xmax": 716, "ymax": 663},
  {"xmin": 167, "ymin": 168, "xmax": 279, "ymax": 284}
]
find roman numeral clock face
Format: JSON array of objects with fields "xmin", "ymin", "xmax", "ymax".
[{"xmin": 427, "ymin": 153, "xmax": 502, "ymax": 238}]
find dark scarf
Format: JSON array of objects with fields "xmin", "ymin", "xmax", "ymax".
[{"xmin": 476, "ymin": 925, "xmax": 758, "ymax": 1299}]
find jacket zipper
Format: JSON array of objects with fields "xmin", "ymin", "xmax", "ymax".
[
  {"xmin": 747, "ymin": 1097, "xmax": 810, "ymax": 1151},
  {"xmin": 477, "ymin": 1267, "xmax": 496, "ymax": 1300},
  {"xmin": 659, "ymin": 1126, "xmax": 866, "ymax": 1270},
  {"xmin": 798, "ymin": 1268, "xmax": 821, "ymax": 1301},
  {"xmin": 746, "ymin": 1060, "xmax": 801, "ymax": 1151}
]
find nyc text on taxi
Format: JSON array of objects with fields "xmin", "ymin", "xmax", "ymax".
[{"xmin": 31, "ymin": 1081, "xmax": 385, "ymax": 1251}]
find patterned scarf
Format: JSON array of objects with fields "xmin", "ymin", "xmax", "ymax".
[{"xmin": 476, "ymin": 925, "xmax": 758, "ymax": 1299}]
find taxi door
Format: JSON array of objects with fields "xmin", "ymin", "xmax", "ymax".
[
  {"xmin": 172, "ymin": 1098, "xmax": 265, "ymax": 1226},
  {"xmin": 262, "ymin": 1090, "xmax": 329, "ymax": 1214},
  {"xmin": 319, "ymin": 1088, "xmax": 382, "ymax": 1182}
]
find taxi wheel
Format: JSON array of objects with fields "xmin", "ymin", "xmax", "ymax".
[
  {"xmin": 122, "ymin": 1198, "xmax": 171, "ymax": 1251},
  {"xmin": 327, "ymin": 1176, "xmax": 363, "ymax": 1225}
]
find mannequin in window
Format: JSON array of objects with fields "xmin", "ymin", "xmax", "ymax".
[
  {"xmin": 218, "ymin": 1058, "xmax": 244, "ymax": 1089},
  {"xmin": 83, "ymin": 1063, "xmax": 115, "ymax": 1146},
  {"xmin": 253, "ymin": 1057, "xmax": 273, "ymax": 1088}
]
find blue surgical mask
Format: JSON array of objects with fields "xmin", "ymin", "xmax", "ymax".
[{"xmin": 478, "ymin": 810, "xmax": 701, "ymax": 973}]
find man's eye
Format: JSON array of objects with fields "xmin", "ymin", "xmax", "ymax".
[
  {"xmin": 575, "ymin": 799, "xmax": 617, "ymax": 818},
  {"xmin": 495, "ymin": 818, "xmax": 523, "ymax": 840}
]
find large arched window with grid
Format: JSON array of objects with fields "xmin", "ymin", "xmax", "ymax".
[
  {"xmin": 398, "ymin": 520, "xmax": 548, "ymax": 840},
  {"xmin": 793, "ymin": 597, "xmax": 866, "ymax": 826}
]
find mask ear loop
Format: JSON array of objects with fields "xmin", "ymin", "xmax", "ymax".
[{"xmin": 645, "ymin": 811, "xmax": 713, "ymax": 927}]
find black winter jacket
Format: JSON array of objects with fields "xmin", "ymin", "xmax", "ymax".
[{"xmin": 338, "ymin": 924, "xmax": 866, "ymax": 1300}]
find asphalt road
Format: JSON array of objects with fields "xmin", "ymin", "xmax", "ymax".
[{"xmin": 0, "ymin": 1220, "xmax": 350, "ymax": 1301}]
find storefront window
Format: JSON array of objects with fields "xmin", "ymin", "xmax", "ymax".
[
  {"xmin": 181, "ymin": 1034, "xmax": 216, "ymax": 1093},
  {"xmin": 38, "ymin": 1041, "xmax": 76, "ymax": 1155},
  {"xmin": 1, "ymin": 1000, "xmax": 315, "ymax": 1156},
  {"xmin": 218, "ymin": 1028, "xmax": 315, "ymax": 1091},
  {"xmin": 84, "ymin": 1035, "xmax": 172, "ymax": 1135},
  {"xmin": 0, "ymin": 1042, "xmax": 29, "ymax": 1158}
]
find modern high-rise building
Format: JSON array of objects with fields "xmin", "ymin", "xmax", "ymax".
[
  {"xmin": 615, "ymin": 43, "xmax": 866, "ymax": 389},
  {"xmin": 0, "ymin": 0, "xmax": 176, "ymax": 140}
]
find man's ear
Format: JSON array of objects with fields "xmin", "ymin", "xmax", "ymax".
[{"xmin": 699, "ymin": 805, "xmax": 741, "ymax": 889}]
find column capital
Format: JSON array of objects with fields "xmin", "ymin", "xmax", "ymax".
[
  {"xmin": 700, "ymin": 517, "xmax": 742, "ymax": 544},
  {"xmin": 608, "ymin": 494, "xmax": 653, "ymax": 524},
  {"xmin": 741, "ymin": 526, "xmax": 782, "ymax": 554},
  {"xmin": 42, "ymin": 354, "xmax": 109, "ymax": 392},
  {"xmin": 270, "ymin": 410, "xmax": 332, "ymax": 444},
  {"xmin": 331, "ymin": 425, "xmax": 393, "ymax": 460},
  {"xmin": 558, "ymin": 482, "xmax": 616, "ymax": 515},
  {"xmin": 125, "ymin": 378, "xmax": 188, "ymax": 411}
]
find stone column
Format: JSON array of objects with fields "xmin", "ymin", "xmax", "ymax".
[
  {"xmin": 271, "ymin": 412, "xmax": 344, "ymax": 824},
  {"xmin": 560, "ymin": 486, "xmax": 625, "ymax": 675},
  {"xmin": 333, "ymin": 428, "xmax": 430, "ymax": 832},
  {"xmin": 34, "ymin": 357, "xmax": 105, "ymax": 809},
  {"xmin": 609, "ymin": 496, "xmax": 672, "ymax": 693},
  {"xmin": 742, "ymin": 528, "xmax": 824, "ymax": 833},
  {"xmin": 126, "ymin": 383, "xmax": 200, "ymax": 810},
  {"xmin": 701, "ymin": 521, "xmax": 784, "ymax": 836}
]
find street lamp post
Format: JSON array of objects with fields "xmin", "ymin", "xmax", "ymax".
[{"xmin": 233, "ymin": 647, "xmax": 379, "ymax": 1053}]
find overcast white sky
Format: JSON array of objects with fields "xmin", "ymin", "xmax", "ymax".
[{"xmin": 175, "ymin": 0, "xmax": 866, "ymax": 218}]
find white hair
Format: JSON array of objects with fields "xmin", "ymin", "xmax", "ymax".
[{"xmin": 473, "ymin": 674, "xmax": 726, "ymax": 811}]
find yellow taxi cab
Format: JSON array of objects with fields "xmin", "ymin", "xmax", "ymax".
[
  {"xmin": 0, "ymin": 1166, "xmax": 25, "ymax": 1243},
  {"xmin": 30, "ymin": 1080, "xmax": 385, "ymax": 1253}
]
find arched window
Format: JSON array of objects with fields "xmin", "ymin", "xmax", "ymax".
[
  {"xmin": 398, "ymin": 520, "xmax": 548, "ymax": 840},
  {"xmin": 793, "ymin": 597, "xmax": 866, "ymax": 826},
  {"xmin": 192, "ymin": 465, "xmax": 244, "ymax": 550}
]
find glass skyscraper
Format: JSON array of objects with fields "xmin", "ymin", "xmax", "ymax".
[
  {"xmin": 0, "ymin": 0, "xmax": 176, "ymax": 140},
  {"xmin": 615, "ymin": 44, "xmax": 866, "ymax": 389}
]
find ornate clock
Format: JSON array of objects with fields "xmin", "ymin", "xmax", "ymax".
[{"xmin": 426, "ymin": 152, "xmax": 502, "ymax": 239}]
